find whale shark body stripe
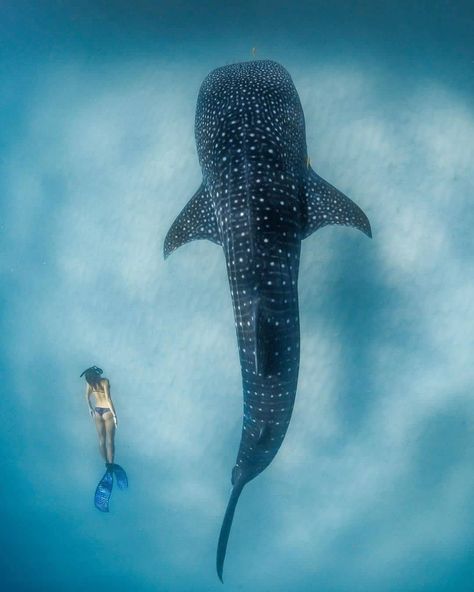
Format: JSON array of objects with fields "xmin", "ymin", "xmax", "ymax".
[
  {"xmin": 164, "ymin": 59, "xmax": 372, "ymax": 580},
  {"xmin": 301, "ymin": 168, "xmax": 372, "ymax": 238},
  {"xmin": 163, "ymin": 183, "xmax": 221, "ymax": 259}
]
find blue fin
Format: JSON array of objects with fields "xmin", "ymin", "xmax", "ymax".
[
  {"xmin": 164, "ymin": 183, "xmax": 221, "ymax": 259},
  {"xmin": 112, "ymin": 464, "xmax": 128, "ymax": 490},
  {"xmin": 301, "ymin": 168, "xmax": 372, "ymax": 239},
  {"xmin": 94, "ymin": 467, "xmax": 113, "ymax": 512}
]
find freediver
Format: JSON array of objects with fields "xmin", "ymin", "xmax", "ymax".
[{"xmin": 81, "ymin": 365, "xmax": 128, "ymax": 512}]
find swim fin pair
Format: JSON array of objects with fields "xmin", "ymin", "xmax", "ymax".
[{"xmin": 94, "ymin": 463, "xmax": 128, "ymax": 512}]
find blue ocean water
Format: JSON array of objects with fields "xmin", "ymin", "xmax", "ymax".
[{"xmin": 1, "ymin": 2, "xmax": 473, "ymax": 591}]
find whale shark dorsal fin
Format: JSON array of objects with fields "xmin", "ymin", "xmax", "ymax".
[
  {"xmin": 301, "ymin": 168, "xmax": 372, "ymax": 239},
  {"xmin": 257, "ymin": 422, "xmax": 270, "ymax": 444},
  {"xmin": 253, "ymin": 299, "xmax": 278, "ymax": 377},
  {"xmin": 164, "ymin": 183, "xmax": 222, "ymax": 259}
]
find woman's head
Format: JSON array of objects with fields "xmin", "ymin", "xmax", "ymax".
[{"xmin": 80, "ymin": 365, "xmax": 104, "ymax": 387}]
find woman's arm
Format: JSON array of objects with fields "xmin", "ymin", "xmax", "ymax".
[
  {"xmin": 103, "ymin": 379, "xmax": 118, "ymax": 427},
  {"xmin": 85, "ymin": 383, "xmax": 94, "ymax": 417}
]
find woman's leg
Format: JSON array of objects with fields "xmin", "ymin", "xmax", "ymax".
[
  {"xmin": 104, "ymin": 413, "xmax": 116, "ymax": 464},
  {"xmin": 94, "ymin": 414, "xmax": 107, "ymax": 461}
]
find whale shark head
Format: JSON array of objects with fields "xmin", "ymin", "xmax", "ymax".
[{"xmin": 195, "ymin": 60, "xmax": 307, "ymax": 178}]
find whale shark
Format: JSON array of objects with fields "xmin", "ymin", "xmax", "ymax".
[{"xmin": 164, "ymin": 60, "xmax": 371, "ymax": 581}]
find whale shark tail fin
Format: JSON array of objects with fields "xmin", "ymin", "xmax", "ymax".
[
  {"xmin": 164, "ymin": 183, "xmax": 222, "ymax": 259},
  {"xmin": 216, "ymin": 478, "xmax": 246, "ymax": 583},
  {"xmin": 301, "ymin": 168, "xmax": 372, "ymax": 239}
]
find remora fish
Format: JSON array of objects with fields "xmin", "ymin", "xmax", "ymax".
[{"xmin": 164, "ymin": 60, "xmax": 371, "ymax": 581}]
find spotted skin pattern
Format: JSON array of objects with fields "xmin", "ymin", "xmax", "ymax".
[{"xmin": 164, "ymin": 60, "xmax": 371, "ymax": 581}]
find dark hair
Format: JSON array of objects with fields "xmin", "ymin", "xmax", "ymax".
[{"xmin": 80, "ymin": 365, "xmax": 104, "ymax": 387}]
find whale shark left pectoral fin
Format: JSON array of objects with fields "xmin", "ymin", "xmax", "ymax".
[
  {"xmin": 164, "ymin": 183, "xmax": 222, "ymax": 259},
  {"xmin": 301, "ymin": 168, "xmax": 372, "ymax": 239}
]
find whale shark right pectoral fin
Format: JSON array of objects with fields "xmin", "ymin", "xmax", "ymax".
[
  {"xmin": 301, "ymin": 168, "xmax": 372, "ymax": 239},
  {"xmin": 164, "ymin": 183, "xmax": 222, "ymax": 259}
]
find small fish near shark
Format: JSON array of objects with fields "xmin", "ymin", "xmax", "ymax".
[{"xmin": 164, "ymin": 60, "xmax": 371, "ymax": 581}]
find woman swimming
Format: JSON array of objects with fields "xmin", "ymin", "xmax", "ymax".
[
  {"xmin": 82, "ymin": 365, "xmax": 117, "ymax": 462},
  {"xmin": 81, "ymin": 365, "xmax": 127, "ymax": 511}
]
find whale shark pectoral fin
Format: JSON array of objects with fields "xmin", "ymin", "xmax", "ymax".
[
  {"xmin": 301, "ymin": 168, "xmax": 372, "ymax": 239},
  {"xmin": 163, "ymin": 183, "xmax": 222, "ymax": 259}
]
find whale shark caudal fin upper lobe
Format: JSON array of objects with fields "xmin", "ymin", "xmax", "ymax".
[
  {"xmin": 163, "ymin": 183, "xmax": 222, "ymax": 259},
  {"xmin": 301, "ymin": 168, "xmax": 372, "ymax": 239},
  {"xmin": 216, "ymin": 478, "xmax": 246, "ymax": 583}
]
